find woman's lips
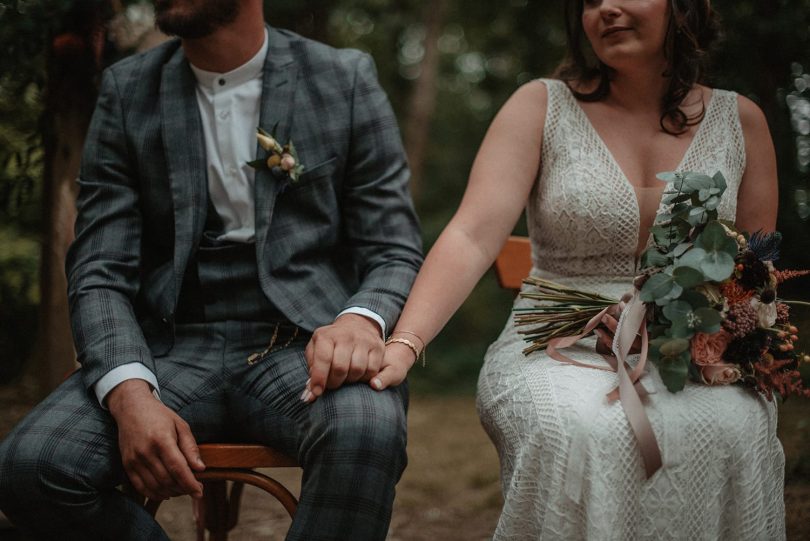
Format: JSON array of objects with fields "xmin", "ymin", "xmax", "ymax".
[{"xmin": 602, "ymin": 26, "xmax": 632, "ymax": 38}]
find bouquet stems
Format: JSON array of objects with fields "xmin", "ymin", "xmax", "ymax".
[{"xmin": 516, "ymin": 277, "xmax": 618, "ymax": 354}]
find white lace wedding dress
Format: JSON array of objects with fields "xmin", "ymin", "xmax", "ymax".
[{"xmin": 476, "ymin": 79, "xmax": 785, "ymax": 540}]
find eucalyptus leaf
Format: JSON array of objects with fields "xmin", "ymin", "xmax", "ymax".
[
  {"xmin": 700, "ymin": 251, "xmax": 735, "ymax": 282},
  {"xmin": 672, "ymin": 266, "xmax": 704, "ymax": 288},
  {"xmin": 657, "ymin": 172, "xmax": 681, "ymax": 183},
  {"xmin": 672, "ymin": 242, "xmax": 692, "ymax": 257},
  {"xmin": 678, "ymin": 289, "xmax": 710, "ymax": 309},
  {"xmin": 668, "ymin": 321, "xmax": 695, "ymax": 339},
  {"xmin": 658, "ymin": 357, "xmax": 689, "ymax": 392},
  {"xmin": 659, "ymin": 337, "xmax": 690, "ymax": 356},
  {"xmin": 663, "ymin": 192, "xmax": 692, "ymax": 205},
  {"xmin": 687, "ymin": 209, "xmax": 706, "ymax": 227},
  {"xmin": 640, "ymin": 273, "xmax": 679, "ymax": 303},
  {"xmin": 712, "ymin": 171, "xmax": 728, "ymax": 192},
  {"xmin": 696, "ymin": 222, "xmax": 738, "ymax": 255},
  {"xmin": 641, "ymin": 248, "xmax": 669, "ymax": 269},
  {"xmin": 704, "ymin": 196, "xmax": 720, "ymax": 211},
  {"xmin": 682, "ymin": 173, "xmax": 713, "ymax": 191},
  {"xmin": 647, "ymin": 336, "xmax": 670, "ymax": 361},
  {"xmin": 662, "ymin": 300, "xmax": 693, "ymax": 323},
  {"xmin": 693, "ymin": 307, "xmax": 722, "ymax": 334},
  {"xmin": 675, "ymin": 247, "xmax": 707, "ymax": 270}
]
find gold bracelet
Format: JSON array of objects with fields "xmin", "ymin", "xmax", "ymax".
[
  {"xmin": 391, "ymin": 330, "xmax": 425, "ymax": 351},
  {"xmin": 384, "ymin": 337, "xmax": 425, "ymax": 367}
]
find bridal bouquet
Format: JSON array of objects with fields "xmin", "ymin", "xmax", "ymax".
[{"xmin": 516, "ymin": 171, "xmax": 810, "ymax": 400}]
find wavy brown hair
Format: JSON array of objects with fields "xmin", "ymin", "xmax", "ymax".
[{"xmin": 555, "ymin": 0, "xmax": 721, "ymax": 134}]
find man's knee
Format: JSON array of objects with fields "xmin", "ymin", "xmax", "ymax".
[
  {"xmin": 0, "ymin": 424, "xmax": 109, "ymax": 512},
  {"xmin": 304, "ymin": 385, "xmax": 408, "ymax": 473},
  {"xmin": 0, "ymin": 431, "xmax": 52, "ymax": 508}
]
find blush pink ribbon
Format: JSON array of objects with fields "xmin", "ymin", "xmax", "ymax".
[{"xmin": 546, "ymin": 290, "xmax": 663, "ymax": 481}]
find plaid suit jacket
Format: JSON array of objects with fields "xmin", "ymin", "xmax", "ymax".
[{"xmin": 65, "ymin": 27, "xmax": 423, "ymax": 391}]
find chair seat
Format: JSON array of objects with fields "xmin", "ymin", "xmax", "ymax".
[{"xmin": 198, "ymin": 444, "xmax": 297, "ymax": 469}]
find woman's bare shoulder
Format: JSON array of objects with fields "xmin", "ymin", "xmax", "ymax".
[{"xmin": 733, "ymin": 92, "xmax": 769, "ymax": 136}]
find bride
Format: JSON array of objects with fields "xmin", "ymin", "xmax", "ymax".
[{"xmin": 374, "ymin": 0, "xmax": 784, "ymax": 539}]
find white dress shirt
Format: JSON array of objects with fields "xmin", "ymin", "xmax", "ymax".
[{"xmin": 93, "ymin": 31, "xmax": 385, "ymax": 406}]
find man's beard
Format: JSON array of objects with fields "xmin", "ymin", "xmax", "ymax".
[{"xmin": 154, "ymin": 0, "xmax": 241, "ymax": 39}]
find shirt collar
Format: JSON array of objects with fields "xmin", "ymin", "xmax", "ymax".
[{"xmin": 189, "ymin": 28, "xmax": 268, "ymax": 91}]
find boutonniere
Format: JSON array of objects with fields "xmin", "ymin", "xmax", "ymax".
[{"xmin": 247, "ymin": 126, "xmax": 305, "ymax": 183}]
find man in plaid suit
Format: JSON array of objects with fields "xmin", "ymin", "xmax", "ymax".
[{"xmin": 0, "ymin": 1, "xmax": 422, "ymax": 539}]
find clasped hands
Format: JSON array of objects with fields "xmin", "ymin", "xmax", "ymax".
[
  {"xmin": 301, "ymin": 313, "xmax": 416, "ymax": 402},
  {"xmin": 108, "ymin": 313, "xmax": 415, "ymax": 502}
]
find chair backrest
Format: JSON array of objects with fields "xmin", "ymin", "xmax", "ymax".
[{"xmin": 494, "ymin": 236, "xmax": 531, "ymax": 291}]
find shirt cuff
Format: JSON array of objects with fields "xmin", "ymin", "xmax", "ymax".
[
  {"xmin": 336, "ymin": 307, "xmax": 386, "ymax": 338},
  {"xmin": 94, "ymin": 363, "xmax": 161, "ymax": 409}
]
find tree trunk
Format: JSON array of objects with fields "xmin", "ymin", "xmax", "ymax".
[
  {"xmin": 402, "ymin": 0, "xmax": 448, "ymax": 202},
  {"xmin": 30, "ymin": 5, "xmax": 107, "ymax": 394}
]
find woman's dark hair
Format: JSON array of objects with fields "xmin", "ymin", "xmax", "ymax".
[{"xmin": 556, "ymin": 0, "xmax": 721, "ymax": 134}]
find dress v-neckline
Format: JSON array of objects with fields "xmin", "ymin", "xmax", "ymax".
[
  {"xmin": 564, "ymin": 85, "xmax": 716, "ymax": 190},
  {"xmin": 558, "ymin": 82, "xmax": 716, "ymax": 264}
]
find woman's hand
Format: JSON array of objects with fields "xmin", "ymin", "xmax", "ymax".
[{"xmin": 371, "ymin": 342, "xmax": 417, "ymax": 391}]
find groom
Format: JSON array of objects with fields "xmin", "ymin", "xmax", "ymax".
[{"xmin": 0, "ymin": 1, "xmax": 422, "ymax": 539}]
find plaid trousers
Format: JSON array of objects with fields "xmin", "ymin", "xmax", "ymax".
[{"xmin": 0, "ymin": 321, "xmax": 408, "ymax": 540}]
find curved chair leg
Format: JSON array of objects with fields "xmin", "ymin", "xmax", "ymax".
[
  {"xmin": 196, "ymin": 469, "xmax": 298, "ymax": 518},
  {"xmin": 137, "ymin": 467, "xmax": 298, "ymax": 539}
]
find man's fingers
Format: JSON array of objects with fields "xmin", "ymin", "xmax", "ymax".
[
  {"xmin": 326, "ymin": 343, "xmax": 352, "ymax": 389},
  {"xmin": 308, "ymin": 337, "xmax": 334, "ymax": 398},
  {"xmin": 176, "ymin": 420, "xmax": 206, "ymax": 472},
  {"xmin": 127, "ymin": 470, "xmax": 160, "ymax": 502},
  {"xmin": 363, "ymin": 347, "xmax": 383, "ymax": 382},
  {"xmin": 141, "ymin": 450, "xmax": 185, "ymax": 497},
  {"xmin": 304, "ymin": 339, "xmax": 316, "ymax": 370},
  {"xmin": 174, "ymin": 421, "xmax": 205, "ymax": 498},
  {"xmin": 345, "ymin": 348, "xmax": 369, "ymax": 383},
  {"xmin": 134, "ymin": 464, "xmax": 172, "ymax": 501}
]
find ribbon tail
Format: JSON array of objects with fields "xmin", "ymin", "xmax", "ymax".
[{"xmin": 612, "ymin": 292, "xmax": 663, "ymax": 478}]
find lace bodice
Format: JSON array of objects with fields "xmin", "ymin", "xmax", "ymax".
[{"xmin": 527, "ymin": 79, "xmax": 745, "ymax": 298}]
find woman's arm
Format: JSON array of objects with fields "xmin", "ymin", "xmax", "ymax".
[
  {"xmin": 735, "ymin": 95, "xmax": 778, "ymax": 232},
  {"xmin": 372, "ymin": 80, "xmax": 549, "ymax": 389}
]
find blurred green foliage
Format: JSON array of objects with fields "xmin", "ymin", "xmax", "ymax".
[{"xmin": 0, "ymin": 0, "xmax": 808, "ymax": 390}]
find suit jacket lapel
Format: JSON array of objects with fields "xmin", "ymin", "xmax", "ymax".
[
  {"xmin": 160, "ymin": 48, "xmax": 208, "ymax": 305},
  {"xmin": 255, "ymin": 27, "xmax": 299, "ymax": 262}
]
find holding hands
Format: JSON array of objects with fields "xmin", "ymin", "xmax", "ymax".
[{"xmin": 301, "ymin": 313, "xmax": 424, "ymax": 402}]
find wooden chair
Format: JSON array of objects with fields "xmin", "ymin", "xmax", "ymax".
[
  {"xmin": 494, "ymin": 236, "xmax": 532, "ymax": 291},
  {"xmin": 136, "ymin": 443, "xmax": 299, "ymax": 541}
]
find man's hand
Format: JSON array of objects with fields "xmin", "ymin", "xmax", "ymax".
[
  {"xmin": 370, "ymin": 341, "xmax": 415, "ymax": 391},
  {"xmin": 107, "ymin": 380, "xmax": 205, "ymax": 502},
  {"xmin": 303, "ymin": 314, "xmax": 384, "ymax": 402}
]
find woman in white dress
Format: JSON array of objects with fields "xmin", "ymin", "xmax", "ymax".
[{"xmin": 373, "ymin": 0, "xmax": 784, "ymax": 539}]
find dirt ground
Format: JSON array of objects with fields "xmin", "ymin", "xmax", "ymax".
[{"xmin": 1, "ymin": 383, "xmax": 809, "ymax": 540}]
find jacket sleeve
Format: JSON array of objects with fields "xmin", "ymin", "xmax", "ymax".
[
  {"xmin": 339, "ymin": 53, "xmax": 424, "ymax": 331},
  {"xmin": 65, "ymin": 67, "xmax": 157, "ymax": 392}
]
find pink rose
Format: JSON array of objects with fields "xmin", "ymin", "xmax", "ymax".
[
  {"xmin": 690, "ymin": 330, "xmax": 732, "ymax": 365},
  {"xmin": 698, "ymin": 363, "xmax": 742, "ymax": 386}
]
